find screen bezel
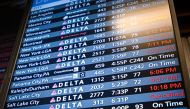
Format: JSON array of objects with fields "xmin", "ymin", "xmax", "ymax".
[
  {"xmin": 0, "ymin": 0, "xmax": 189, "ymax": 108},
  {"xmin": 0, "ymin": 0, "xmax": 32, "ymax": 108},
  {"xmin": 168, "ymin": 0, "xmax": 190, "ymax": 107}
]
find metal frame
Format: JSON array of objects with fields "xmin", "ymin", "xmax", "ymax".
[
  {"xmin": 0, "ymin": 0, "xmax": 32, "ymax": 108},
  {"xmin": 169, "ymin": 0, "xmax": 190, "ymax": 107},
  {"xmin": 0, "ymin": 0, "xmax": 189, "ymax": 108}
]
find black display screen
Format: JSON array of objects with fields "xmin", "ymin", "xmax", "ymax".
[{"xmin": 4, "ymin": 0, "xmax": 189, "ymax": 109}]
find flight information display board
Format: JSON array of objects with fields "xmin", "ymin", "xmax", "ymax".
[{"xmin": 3, "ymin": 0, "xmax": 190, "ymax": 108}]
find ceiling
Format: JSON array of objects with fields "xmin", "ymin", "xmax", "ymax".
[
  {"xmin": 174, "ymin": 1, "xmax": 190, "ymax": 37},
  {"xmin": 0, "ymin": 0, "xmax": 26, "ymax": 36}
]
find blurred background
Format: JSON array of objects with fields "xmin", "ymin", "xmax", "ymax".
[{"xmin": 0, "ymin": 0, "xmax": 189, "ymax": 92}]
